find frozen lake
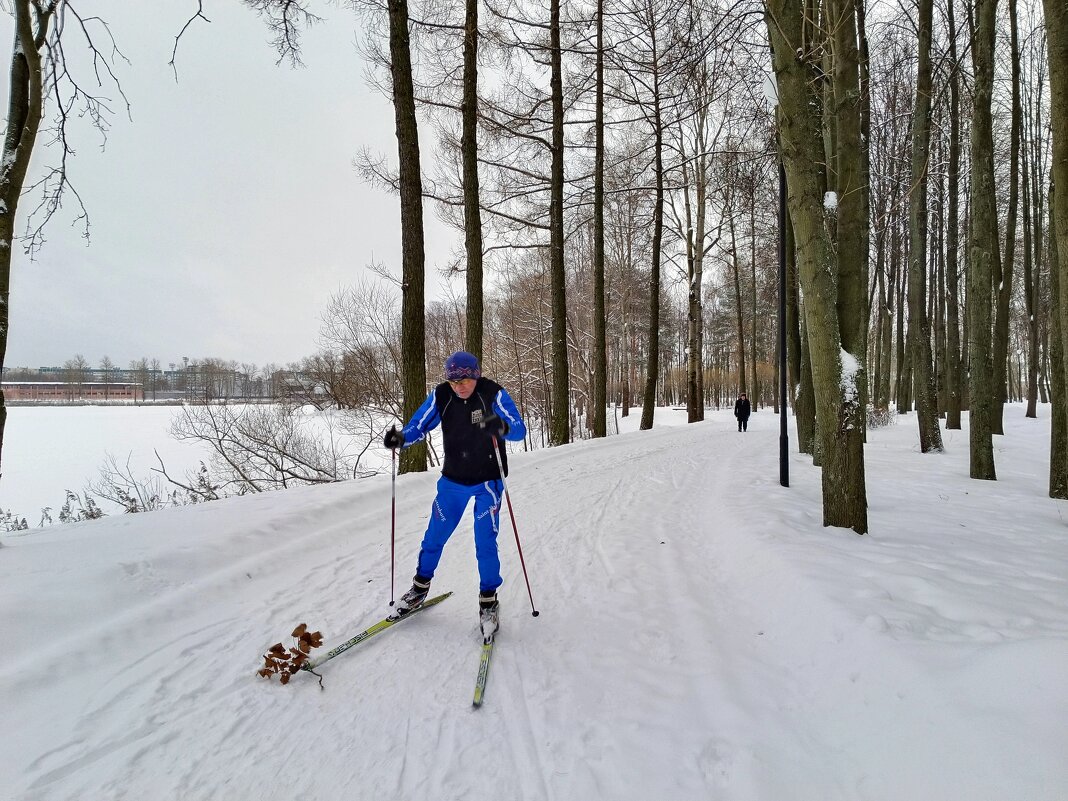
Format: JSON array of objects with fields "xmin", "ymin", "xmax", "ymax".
[
  {"xmin": 0, "ymin": 402, "xmax": 678, "ymax": 525},
  {"xmin": 0, "ymin": 406, "xmax": 210, "ymax": 522}
]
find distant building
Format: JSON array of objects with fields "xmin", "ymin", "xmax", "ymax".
[{"xmin": 2, "ymin": 382, "xmax": 144, "ymax": 402}]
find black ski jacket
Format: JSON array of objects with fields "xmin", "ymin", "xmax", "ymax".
[{"xmin": 402, "ymin": 377, "xmax": 527, "ymax": 485}]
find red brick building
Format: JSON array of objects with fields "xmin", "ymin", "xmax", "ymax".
[{"xmin": 1, "ymin": 382, "xmax": 145, "ymax": 402}]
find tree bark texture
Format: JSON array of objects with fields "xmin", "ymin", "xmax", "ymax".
[
  {"xmin": 907, "ymin": 0, "xmax": 944, "ymax": 452},
  {"xmin": 388, "ymin": 0, "xmax": 429, "ymax": 474},
  {"xmin": 945, "ymin": 0, "xmax": 964, "ymax": 429},
  {"xmin": 639, "ymin": 18, "xmax": 664, "ymax": 432},
  {"xmin": 0, "ymin": 2, "xmax": 51, "ymax": 479},
  {"xmin": 766, "ymin": 0, "xmax": 868, "ymax": 533},
  {"xmin": 1045, "ymin": 0, "xmax": 1068, "ymax": 495},
  {"xmin": 825, "ymin": 0, "xmax": 869, "ymax": 529},
  {"xmin": 967, "ymin": 0, "xmax": 999, "ymax": 480},
  {"xmin": 462, "ymin": 0, "xmax": 484, "ymax": 363},
  {"xmin": 549, "ymin": 0, "xmax": 571, "ymax": 446},
  {"xmin": 592, "ymin": 0, "xmax": 607, "ymax": 438},
  {"xmin": 991, "ymin": 0, "xmax": 1023, "ymax": 434},
  {"xmin": 1048, "ymin": 182, "xmax": 1067, "ymax": 498}
]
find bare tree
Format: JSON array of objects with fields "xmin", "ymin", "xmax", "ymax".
[
  {"xmin": 99, "ymin": 355, "xmax": 115, "ymax": 401},
  {"xmin": 1049, "ymin": 182, "xmax": 1067, "ymax": 498},
  {"xmin": 129, "ymin": 358, "xmax": 150, "ymax": 401},
  {"xmin": 460, "ymin": 0, "xmax": 485, "ymax": 361},
  {"xmin": 967, "ymin": 0, "xmax": 1000, "ymax": 480},
  {"xmin": 62, "ymin": 353, "xmax": 88, "ymax": 400},
  {"xmin": 907, "ymin": 0, "xmax": 943, "ymax": 452},
  {"xmin": 591, "ymin": 0, "xmax": 607, "ymax": 437},
  {"xmin": 170, "ymin": 404, "xmax": 356, "ymax": 494},
  {"xmin": 944, "ymin": 0, "xmax": 964, "ymax": 429},
  {"xmin": 765, "ymin": 0, "xmax": 869, "ymax": 533},
  {"xmin": 662, "ymin": 2, "xmax": 739, "ymax": 424},
  {"xmin": 382, "ymin": 0, "xmax": 431, "ymax": 472},
  {"xmin": 0, "ymin": 1, "xmax": 128, "ymax": 475},
  {"xmin": 1045, "ymin": 0, "xmax": 1068, "ymax": 494},
  {"xmin": 609, "ymin": 0, "xmax": 686, "ymax": 431}
]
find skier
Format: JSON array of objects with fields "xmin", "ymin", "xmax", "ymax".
[
  {"xmin": 384, "ymin": 351, "xmax": 527, "ymax": 639},
  {"xmin": 734, "ymin": 392, "xmax": 751, "ymax": 432}
]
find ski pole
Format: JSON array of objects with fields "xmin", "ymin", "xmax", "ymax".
[
  {"xmin": 389, "ymin": 445, "xmax": 397, "ymax": 607},
  {"xmin": 490, "ymin": 435, "xmax": 539, "ymax": 617}
]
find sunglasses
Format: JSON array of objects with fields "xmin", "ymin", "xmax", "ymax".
[{"xmin": 448, "ymin": 377, "xmax": 475, "ymax": 386}]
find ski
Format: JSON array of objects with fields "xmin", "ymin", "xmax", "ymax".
[
  {"xmin": 472, "ymin": 636, "xmax": 494, "ymax": 707},
  {"xmin": 302, "ymin": 592, "xmax": 452, "ymax": 673}
]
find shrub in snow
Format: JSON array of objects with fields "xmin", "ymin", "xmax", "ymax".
[
  {"xmin": 57, "ymin": 491, "xmax": 105, "ymax": 523},
  {"xmin": 1, "ymin": 510, "xmax": 29, "ymax": 531},
  {"xmin": 867, "ymin": 404, "xmax": 897, "ymax": 429}
]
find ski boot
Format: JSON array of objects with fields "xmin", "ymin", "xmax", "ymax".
[
  {"xmin": 392, "ymin": 575, "xmax": 431, "ymax": 618},
  {"xmin": 479, "ymin": 591, "xmax": 500, "ymax": 642}
]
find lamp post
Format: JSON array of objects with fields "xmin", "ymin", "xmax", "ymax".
[
  {"xmin": 764, "ymin": 73, "xmax": 790, "ymax": 488},
  {"xmin": 777, "ymin": 160, "xmax": 789, "ymax": 487}
]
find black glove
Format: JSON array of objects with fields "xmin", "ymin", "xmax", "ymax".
[
  {"xmin": 384, "ymin": 425, "xmax": 405, "ymax": 450},
  {"xmin": 479, "ymin": 413, "xmax": 509, "ymax": 437}
]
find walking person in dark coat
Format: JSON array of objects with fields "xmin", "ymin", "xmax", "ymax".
[{"xmin": 734, "ymin": 392, "xmax": 751, "ymax": 432}]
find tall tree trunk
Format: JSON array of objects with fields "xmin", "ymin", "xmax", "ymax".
[
  {"xmin": 639, "ymin": 26, "xmax": 665, "ymax": 432},
  {"xmin": 934, "ymin": 155, "xmax": 948, "ymax": 416},
  {"xmin": 685, "ymin": 152, "xmax": 707, "ymax": 424},
  {"xmin": 729, "ymin": 206, "xmax": 748, "ymax": 396},
  {"xmin": 908, "ymin": 0, "xmax": 944, "ymax": 451},
  {"xmin": 750, "ymin": 188, "xmax": 759, "ymax": 407},
  {"xmin": 875, "ymin": 255, "xmax": 891, "ymax": 407},
  {"xmin": 785, "ymin": 203, "xmax": 815, "ymax": 452},
  {"xmin": 1026, "ymin": 55, "xmax": 1047, "ymax": 417},
  {"xmin": 462, "ymin": 0, "xmax": 484, "ymax": 362},
  {"xmin": 1022, "ymin": 112, "xmax": 1039, "ymax": 419},
  {"xmin": 549, "ymin": 0, "xmax": 570, "ymax": 445},
  {"xmin": 945, "ymin": 0, "xmax": 963, "ymax": 429},
  {"xmin": 388, "ymin": 0, "xmax": 429, "ymax": 474},
  {"xmin": 967, "ymin": 0, "xmax": 999, "ymax": 480},
  {"xmin": 893, "ymin": 226, "xmax": 910, "ymax": 412},
  {"xmin": 592, "ymin": 0, "xmax": 607, "ymax": 438},
  {"xmin": 856, "ymin": 0, "xmax": 872, "ymax": 429},
  {"xmin": 797, "ymin": 304, "xmax": 817, "ymax": 455},
  {"xmin": 991, "ymin": 0, "xmax": 1023, "ymax": 434},
  {"xmin": 1049, "ymin": 182, "xmax": 1068, "ymax": 498},
  {"xmin": 766, "ymin": 0, "xmax": 868, "ymax": 533},
  {"xmin": 827, "ymin": 0, "xmax": 869, "ymax": 528},
  {"xmin": 0, "ymin": 3, "xmax": 52, "ymax": 478},
  {"xmin": 1045, "ymin": 0, "xmax": 1068, "ymax": 494}
]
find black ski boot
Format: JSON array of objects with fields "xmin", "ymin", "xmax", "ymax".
[
  {"xmin": 394, "ymin": 575, "xmax": 431, "ymax": 616},
  {"xmin": 479, "ymin": 591, "xmax": 500, "ymax": 641}
]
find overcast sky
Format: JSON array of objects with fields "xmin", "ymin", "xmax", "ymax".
[{"xmin": 2, "ymin": 1, "xmax": 456, "ymax": 370}]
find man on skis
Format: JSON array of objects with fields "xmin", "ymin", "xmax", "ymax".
[{"xmin": 383, "ymin": 351, "xmax": 527, "ymax": 640}]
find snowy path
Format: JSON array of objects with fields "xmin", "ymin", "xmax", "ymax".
[{"xmin": 2, "ymin": 409, "xmax": 1065, "ymax": 800}]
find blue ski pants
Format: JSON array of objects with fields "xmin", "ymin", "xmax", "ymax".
[{"xmin": 416, "ymin": 476, "xmax": 504, "ymax": 593}]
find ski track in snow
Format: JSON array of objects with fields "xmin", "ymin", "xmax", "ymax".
[{"xmin": 2, "ymin": 409, "xmax": 1066, "ymax": 800}]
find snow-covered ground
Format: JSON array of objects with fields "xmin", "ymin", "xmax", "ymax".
[{"xmin": 1, "ymin": 404, "xmax": 1065, "ymax": 800}]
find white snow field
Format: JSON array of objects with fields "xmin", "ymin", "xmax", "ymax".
[
  {"xmin": 1, "ymin": 405, "xmax": 1066, "ymax": 800},
  {"xmin": 0, "ymin": 405, "xmax": 211, "ymax": 520}
]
